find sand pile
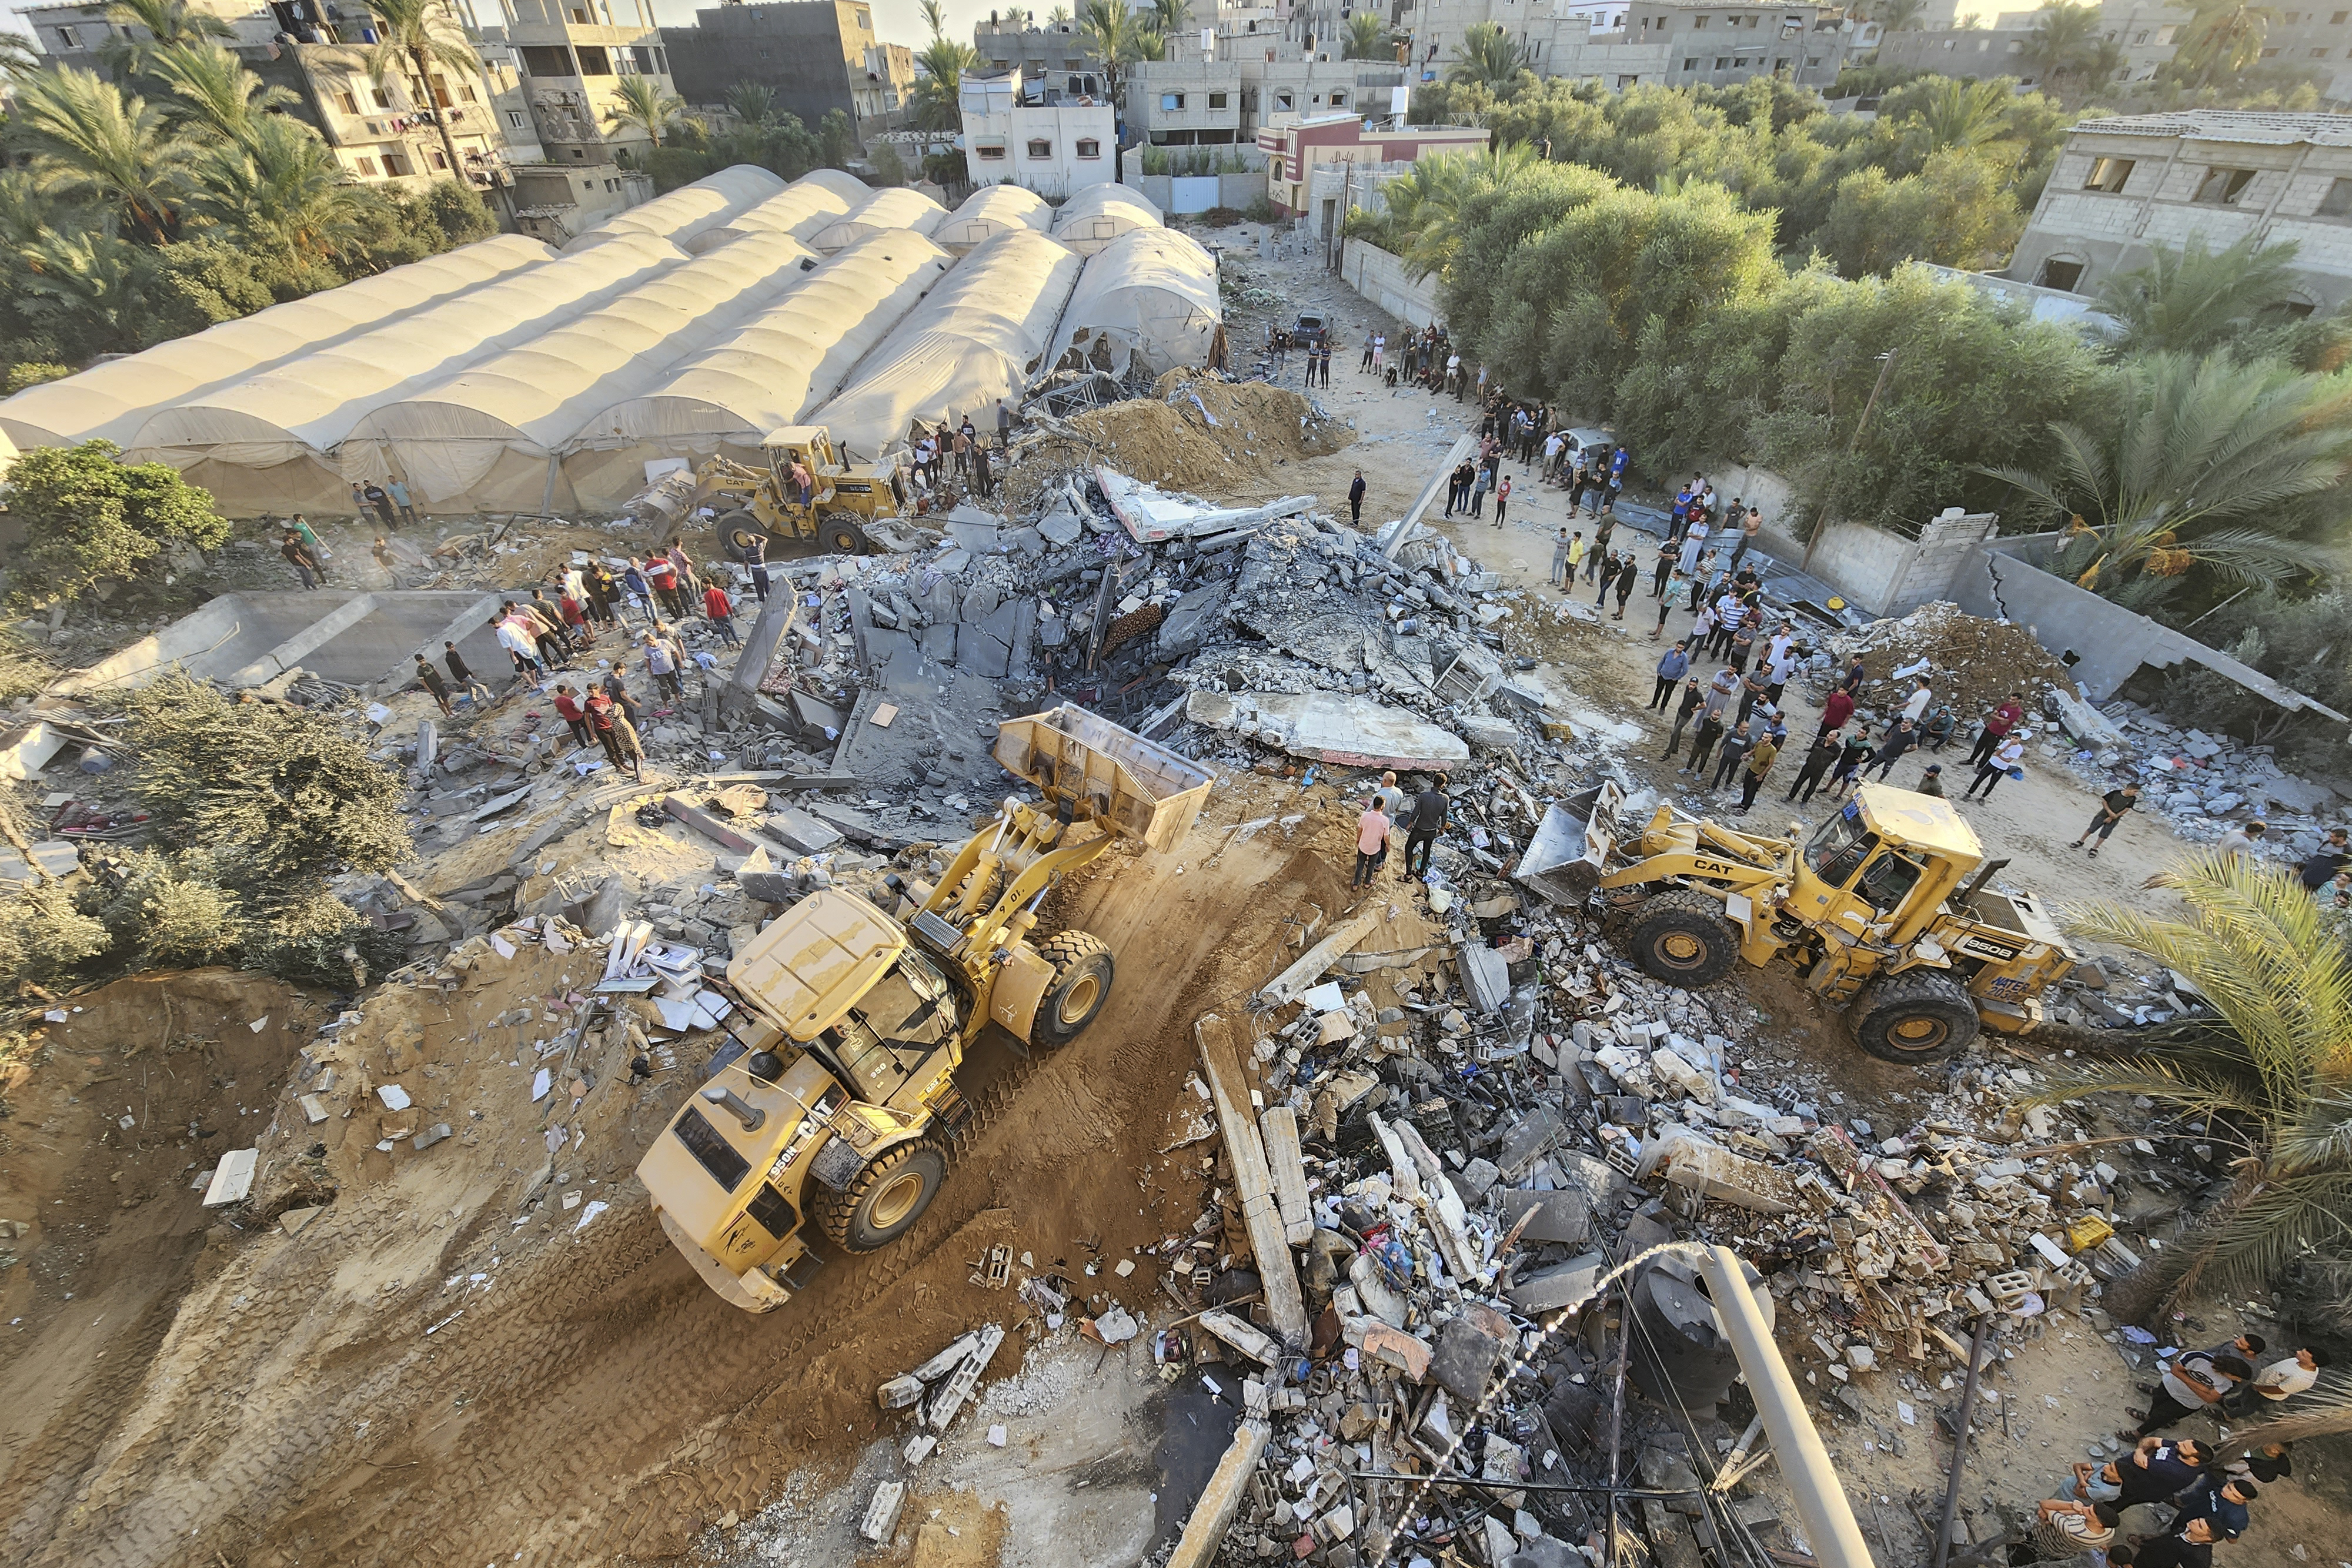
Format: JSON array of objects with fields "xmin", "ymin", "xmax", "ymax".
[
  {"xmin": 1839, "ymin": 600, "xmax": 2073, "ymax": 716},
  {"xmin": 1021, "ymin": 370, "xmax": 1356, "ymax": 499}
]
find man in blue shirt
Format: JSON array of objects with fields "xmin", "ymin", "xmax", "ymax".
[
  {"xmin": 1651, "ymin": 641, "xmax": 1689, "ymax": 711},
  {"xmin": 2172, "ymin": 1475, "xmax": 2256, "ymax": 1542}
]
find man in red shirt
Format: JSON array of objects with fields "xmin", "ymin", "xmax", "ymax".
[
  {"xmin": 1969, "ymin": 691, "xmax": 2026, "ymax": 768},
  {"xmin": 1812, "ymin": 686, "xmax": 1855, "ymax": 749},
  {"xmin": 701, "ymin": 581, "xmax": 740, "ymax": 647},
  {"xmin": 551, "ymin": 685, "xmax": 591, "ymax": 747},
  {"xmin": 559, "ymin": 590, "xmax": 593, "ymax": 647},
  {"xmin": 584, "ymin": 689, "xmax": 643, "ymax": 779},
  {"xmin": 644, "ymin": 555, "xmax": 682, "ymax": 617}
]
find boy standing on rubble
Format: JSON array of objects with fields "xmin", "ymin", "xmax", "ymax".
[
  {"xmin": 412, "ymin": 654, "xmax": 453, "ymax": 717},
  {"xmin": 585, "ymin": 688, "xmax": 644, "ymax": 781},
  {"xmin": 444, "ymin": 641, "xmax": 493, "ymax": 706},
  {"xmin": 1352, "ymin": 796, "xmax": 1391, "ymax": 890}
]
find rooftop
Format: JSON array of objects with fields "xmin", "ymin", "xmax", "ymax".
[{"xmin": 2070, "ymin": 109, "xmax": 2352, "ymax": 147}]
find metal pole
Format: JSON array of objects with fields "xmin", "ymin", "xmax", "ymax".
[
  {"xmin": 1603, "ymin": 1278, "xmax": 1633, "ymax": 1567},
  {"xmin": 1696, "ymin": 1245, "xmax": 1875, "ymax": 1568},
  {"xmin": 1932, "ymin": 1316, "xmax": 1995, "ymax": 1568}
]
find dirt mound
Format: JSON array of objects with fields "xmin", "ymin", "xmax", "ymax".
[
  {"xmin": 1006, "ymin": 372, "xmax": 1357, "ymax": 508},
  {"xmin": 1839, "ymin": 600, "xmax": 2073, "ymax": 718}
]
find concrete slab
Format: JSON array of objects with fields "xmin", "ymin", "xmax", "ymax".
[
  {"xmin": 1156, "ymin": 584, "xmax": 1228, "ymax": 657},
  {"xmin": 1185, "ymin": 689, "xmax": 1468, "ymax": 773},
  {"xmin": 51, "ymin": 590, "xmax": 503, "ymax": 696}
]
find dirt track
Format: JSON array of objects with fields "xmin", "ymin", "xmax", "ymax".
[{"xmin": 0, "ymin": 775, "xmax": 1380, "ymax": 1567}]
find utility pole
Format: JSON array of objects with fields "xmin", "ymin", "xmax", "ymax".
[{"xmin": 1800, "ymin": 347, "xmax": 1896, "ymax": 576}]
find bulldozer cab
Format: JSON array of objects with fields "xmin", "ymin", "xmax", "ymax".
[
  {"xmin": 1791, "ymin": 787, "xmax": 1979, "ymax": 947},
  {"xmin": 761, "ymin": 425, "xmax": 843, "ymax": 490}
]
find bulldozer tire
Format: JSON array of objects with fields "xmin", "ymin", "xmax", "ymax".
[
  {"xmin": 814, "ymin": 1140, "xmax": 947, "ymax": 1252},
  {"xmin": 1625, "ymin": 888, "xmax": 1739, "ymax": 988},
  {"xmin": 714, "ymin": 509, "xmax": 768, "ymax": 559},
  {"xmin": 820, "ymin": 513, "xmax": 871, "ymax": 556},
  {"xmin": 1034, "ymin": 930, "xmax": 1114, "ymax": 1049},
  {"xmin": 1853, "ymin": 971, "xmax": 1980, "ymax": 1065}
]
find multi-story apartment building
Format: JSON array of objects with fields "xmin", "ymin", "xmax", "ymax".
[
  {"xmin": 2004, "ymin": 109, "xmax": 2352, "ymax": 311},
  {"xmin": 1405, "ymin": 0, "xmax": 1855, "ymax": 94},
  {"xmin": 972, "ymin": 16, "xmax": 1107, "ymax": 101},
  {"xmin": 18, "ymin": 0, "xmax": 526, "ymax": 193},
  {"xmin": 957, "ymin": 66, "xmax": 1115, "ymax": 196},
  {"xmin": 1874, "ymin": 1, "xmax": 2190, "ymax": 86},
  {"xmin": 1257, "ymin": 112, "xmax": 1488, "ymax": 215},
  {"xmin": 660, "ymin": 1, "xmax": 913, "ymax": 135},
  {"xmin": 1126, "ymin": 32, "xmax": 1405, "ymax": 146},
  {"xmin": 2241, "ymin": 6, "xmax": 2352, "ymax": 98}
]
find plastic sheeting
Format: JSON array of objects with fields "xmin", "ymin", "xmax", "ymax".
[
  {"xmin": 1051, "ymin": 183, "xmax": 1163, "ymax": 256},
  {"xmin": 574, "ymin": 231, "xmax": 953, "ymax": 462},
  {"xmin": 813, "ymin": 227, "xmax": 1083, "ymax": 459},
  {"xmin": 127, "ymin": 232, "xmax": 685, "ymax": 469},
  {"xmin": 346, "ymin": 231, "xmax": 823, "ymax": 513},
  {"xmin": 933, "ymin": 183, "xmax": 1051, "ymax": 255},
  {"xmin": 806, "ymin": 186, "xmax": 947, "ymax": 253},
  {"xmin": 0, "ymin": 235, "xmax": 553, "ymax": 451},
  {"xmin": 1044, "ymin": 226, "xmax": 1222, "ymax": 380},
  {"xmin": 682, "ymin": 169, "xmax": 864, "ymax": 254},
  {"xmin": 562, "ymin": 164, "xmax": 789, "ymax": 253}
]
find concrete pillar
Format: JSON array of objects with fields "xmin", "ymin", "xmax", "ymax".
[{"xmin": 1165, "ymin": 1419, "xmax": 1269, "ymax": 1568}]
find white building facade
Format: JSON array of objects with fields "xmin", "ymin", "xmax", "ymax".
[{"xmin": 959, "ymin": 70, "xmax": 1117, "ymax": 198}]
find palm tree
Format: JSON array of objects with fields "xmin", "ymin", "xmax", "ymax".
[
  {"xmin": 1047, "ymin": 4, "xmax": 1071, "ymax": 22},
  {"xmin": 2022, "ymin": 1, "xmax": 2105, "ymax": 84},
  {"xmin": 1980, "ymin": 350, "xmax": 2352, "ymax": 598},
  {"xmin": 2, "ymin": 29, "xmax": 45, "ymax": 77},
  {"xmin": 2092, "ymin": 233, "xmax": 2308, "ymax": 357},
  {"xmin": 724, "ymin": 81, "xmax": 779, "ymax": 128},
  {"xmin": 2028, "ymin": 853, "xmax": 2352, "ymax": 1322},
  {"xmin": 16, "ymin": 222, "xmax": 147, "ymax": 340},
  {"xmin": 1082, "ymin": 0, "xmax": 1148, "ymax": 109},
  {"xmin": 145, "ymin": 41, "xmax": 299, "ymax": 146},
  {"xmin": 97, "ymin": 0, "xmax": 236, "ymax": 81},
  {"xmin": 1151, "ymin": 0, "xmax": 1192, "ymax": 36},
  {"xmin": 910, "ymin": 36, "xmax": 980, "ymax": 133},
  {"xmin": 1000, "ymin": 5, "xmax": 1032, "ymax": 26},
  {"xmin": 1379, "ymin": 141, "xmax": 1542, "ymax": 279},
  {"xmin": 1904, "ymin": 76, "xmax": 2016, "ymax": 154},
  {"xmin": 919, "ymin": 0, "xmax": 948, "ymax": 38},
  {"xmin": 2174, "ymin": 1, "xmax": 2274, "ymax": 86},
  {"xmin": 1870, "ymin": 0, "xmax": 1931, "ymax": 29},
  {"xmin": 1130, "ymin": 23, "xmax": 1168, "ymax": 62},
  {"xmin": 8, "ymin": 65, "xmax": 188, "ymax": 243},
  {"xmin": 602, "ymin": 73, "xmax": 686, "ymax": 149},
  {"xmin": 1445, "ymin": 22, "xmax": 1532, "ymax": 91},
  {"xmin": 1342, "ymin": 12, "xmax": 1391, "ymax": 61},
  {"xmin": 360, "ymin": 0, "xmax": 480, "ymax": 183},
  {"xmin": 182, "ymin": 113, "xmax": 366, "ymax": 262}
]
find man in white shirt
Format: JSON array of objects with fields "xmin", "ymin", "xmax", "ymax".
[
  {"xmin": 2235, "ymin": 1346, "xmax": 2324, "ymax": 1413},
  {"xmin": 1901, "ymin": 678, "xmax": 1933, "ymax": 724},
  {"xmin": 1678, "ymin": 517, "xmax": 1710, "ymax": 576},
  {"xmin": 2124, "ymin": 1348, "xmax": 2252, "ymax": 1439}
]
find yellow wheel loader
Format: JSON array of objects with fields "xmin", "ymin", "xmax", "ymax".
[
  {"xmin": 636, "ymin": 705, "xmax": 1214, "ymax": 1312},
  {"xmin": 1519, "ymin": 780, "xmax": 2077, "ymax": 1065},
  {"xmin": 697, "ymin": 425, "xmax": 910, "ymax": 562}
]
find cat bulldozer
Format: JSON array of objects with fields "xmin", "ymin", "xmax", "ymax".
[
  {"xmin": 636, "ymin": 704, "xmax": 1214, "ymax": 1312},
  {"xmin": 696, "ymin": 425, "xmax": 911, "ymax": 562},
  {"xmin": 1518, "ymin": 780, "xmax": 2077, "ymax": 1065}
]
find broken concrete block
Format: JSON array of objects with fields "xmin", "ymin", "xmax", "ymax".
[
  {"xmin": 1359, "ymin": 1321, "xmax": 1431, "ymax": 1380},
  {"xmin": 1456, "ymin": 713, "xmax": 1522, "ymax": 752},
  {"xmin": 1495, "ymin": 1107, "xmax": 1564, "ymax": 1181},
  {"xmin": 1509, "ymin": 1251, "xmax": 1606, "ymax": 1315},
  {"xmin": 1455, "ymin": 1156, "xmax": 1501, "ymax": 1201},
  {"xmin": 903, "ymin": 1433, "xmax": 937, "ymax": 1465},
  {"xmin": 911, "ymin": 1332, "xmax": 980, "ymax": 1382},
  {"xmin": 1432, "ymin": 1313, "xmax": 1508, "ymax": 1402},
  {"xmin": 299, "ymin": 1093, "xmax": 330, "ymax": 1125},
  {"xmin": 411, "ymin": 1122, "xmax": 452, "ymax": 1152},
  {"xmin": 1493, "ymin": 1188, "xmax": 1593, "ymax": 1247},
  {"xmin": 877, "ymin": 1374, "xmax": 926, "ymax": 1410},
  {"xmin": 201, "ymin": 1148, "xmax": 259, "ymax": 1207},
  {"xmin": 277, "ymin": 1205, "xmax": 323, "ymax": 1236},
  {"xmin": 764, "ymin": 804, "xmax": 843, "ymax": 857},
  {"xmin": 1198, "ymin": 1309, "xmax": 1278, "ymax": 1365},
  {"xmin": 858, "ymin": 1480, "xmax": 906, "ymax": 1544},
  {"xmin": 1456, "ymin": 942, "xmax": 1511, "ymax": 1015}
]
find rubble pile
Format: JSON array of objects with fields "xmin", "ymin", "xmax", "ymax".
[
  {"xmin": 1013, "ymin": 369, "xmax": 1355, "ymax": 502},
  {"xmin": 1067, "ymin": 855, "xmax": 2230, "ymax": 1567},
  {"xmin": 2042, "ymin": 697, "xmax": 2343, "ymax": 857},
  {"xmin": 1823, "ymin": 601, "xmax": 2074, "ymax": 718}
]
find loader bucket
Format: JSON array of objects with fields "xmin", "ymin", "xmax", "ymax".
[
  {"xmin": 995, "ymin": 704, "xmax": 1215, "ymax": 856},
  {"xmin": 1515, "ymin": 779, "xmax": 1624, "ymax": 905}
]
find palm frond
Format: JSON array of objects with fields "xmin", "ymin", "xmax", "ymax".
[{"xmin": 2223, "ymin": 1376, "xmax": 2352, "ymax": 1449}]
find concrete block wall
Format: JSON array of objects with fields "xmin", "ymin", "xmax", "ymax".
[{"xmin": 1338, "ymin": 239, "xmax": 1446, "ymax": 331}]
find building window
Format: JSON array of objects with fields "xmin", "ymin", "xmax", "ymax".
[
  {"xmin": 1275, "ymin": 91, "xmax": 1293, "ymax": 109},
  {"xmin": 2083, "ymin": 156, "xmax": 2134, "ymax": 192},
  {"xmin": 976, "ymin": 142, "xmax": 1007, "ymax": 160},
  {"xmin": 338, "ymin": 89, "xmax": 361, "ymax": 114},
  {"xmin": 430, "ymin": 148, "xmax": 449, "ymax": 169},
  {"xmin": 570, "ymin": 5, "xmax": 588, "ymax": 19},
  {"xmin": 574, "ymin": 45, "xmax": 613, "ymax": 75},
  {"xmin": 384, "ymin": 151, "xmax": 413, "ymax": 176},
  {"xmin": 1208, "ymin": 91, "xmax": 1228, "ymax": 107},
  {"xmin": 1715, "ymin": 55, "xmax": 1729, "ymax": 66},
  {"xmin": 1683, "ymin": 56, "xmax": 1698, "ymax": 68},
  {"xmin": 1027, "ymin": 137, "xmax": 1052, "ymax": 158},
  {"xmin": 1075, "ymin": 137, "xmax": 1101, "ymax": 158},
  {"xmin": 55, "ymin": 25, "xmax": 79, "ymax": 48},
  {"xmin": 1806, "ymin": 53, "xmax": 1821, "ymax": 65},
  {"xmin": 1693, "ymin": 14, "xmax": 1708, "ymax": 25},
  {"xmin": 374, "ymin": 86, "xmax": 393, "ymax": 108},
  {"xmin": 631, "ymin": 45, "xmax": 656, "ymax": 72},
  {"xmin": 2320, "ymin": 177, "xmax": 2352, "ymax": 216},
  {"xmin": 2314, "ymin": 47, "xmax": 2333, "ymax": 58},
  {"xmin": 1162, "ymin": 92, "xmax": 1185, "ymax": 109},
  {"xmin": 1330, "ymin": 90, "xmax": 1347, "ymax": 107},
  {"xmin": 520, "ymin": 45, "xmax": 574, "ymax": 77},
  {"xmin": 507, "ymin": 109, "xmax": 526, "ymax": 128},
  {"xmin": 857, "ymin": 8, "xmax": 870, "ymax": 27},
  {"xmin": 2193, "ymin": 166, "xmax": 2257, "ymax": 205},
  {"xmin": 355, "ymin": 155, "xmax": 380, "ymax": 176}
]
